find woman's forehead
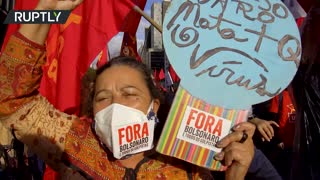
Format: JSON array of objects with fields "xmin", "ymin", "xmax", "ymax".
[{"xmin": 96, "ymin": 65, "xmax": 147, "ymax": 89}]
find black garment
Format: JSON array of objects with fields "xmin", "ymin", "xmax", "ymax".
[
  {"xmin": 252, "ymin": 97, "xmax": 293, "ymax": 180},
  {"xmin": 290, "ymin": 5, "xmax": 320, "ymax": 180},
  {"xmin": 0, "ymin": 134, "xmax": 45, "ymax": 180},
  {"xmin": 0, "ymin": 139, "xmax": 33, "ymax": 180},
  {"xmin": 0, "ymin": 8, "xmax": 8, "ymax": 47},
  {"xmin": 246, "ymin": 148, "xmax": 282, "ymax": 180},
  {"xmin": 291, "ymin": 64, "xmax": 320, "ymax": 180}
]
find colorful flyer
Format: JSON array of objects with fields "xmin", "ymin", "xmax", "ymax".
[
  {"xmin": 157, "ymin": 86, "xmax": 249, "ymax": 170},
  {"xmin": 157, "ymin": 0, "xmax": 301, "ymax": 170}
]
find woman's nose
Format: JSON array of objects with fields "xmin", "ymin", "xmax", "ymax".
[{"xmin": 111, "ymin": 95, "xmax": 126, "ymax": 106}]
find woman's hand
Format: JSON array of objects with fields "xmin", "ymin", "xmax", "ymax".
[
  {"xmin": 249, "ymin": 118, "xmax": 279, "ymax": 142},
  {"xmin": 214, "ymin": 122, "xmax": 255, "ymax": 180},
  {"xmin": 36, "ymin": 0, "xmax": 83, "ymax": 10}
]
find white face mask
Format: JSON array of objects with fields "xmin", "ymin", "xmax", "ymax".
[{"xmin": 94, "ymin": 102, "xmax": 158, "ymax": 159}]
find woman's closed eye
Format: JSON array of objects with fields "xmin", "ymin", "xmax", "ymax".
[
  {"xmin": 95, "ymin": 93, "xmax": 112, "ymax": 102},
  {"xmin": 96, "ymin": 97, "xmax": 110, "ymax": 102},
  {"xmin": 122, "ymin": 92, "xmax": 138, "ymax": 98}
]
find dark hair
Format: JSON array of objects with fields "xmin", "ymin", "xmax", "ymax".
[{"xmin": 96, "ymin": 56, "xmax": 162, "ymax": 101}]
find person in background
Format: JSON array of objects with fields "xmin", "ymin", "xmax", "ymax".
[
  {"xmin": 250, "ymin": 89, "xmax": 295, "ymax": 180},
  {"xmin": 290, "ymin": 2, "xmax": 320, "ymax": 179}
]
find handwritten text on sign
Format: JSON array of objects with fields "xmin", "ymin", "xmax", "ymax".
[
  {"xmin": 163, "ymin": 0, "xmax": 301, "ymax": 109},
  {"xmin": 177, "ymin": 106, "xmax": 232, "ymax": 152}
]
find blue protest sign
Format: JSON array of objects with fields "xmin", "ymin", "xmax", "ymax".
[{"xmin": 163, "ymin": 0, "xmax": 301, "ymax": 109}]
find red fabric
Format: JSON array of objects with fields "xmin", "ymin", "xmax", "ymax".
[
  {"xmin": 120, "ymin": 0, "xmax": 146, "ymax": 61},
  {"xmin": 152, "ymin": 69, "xmax": 166, "ymax": 92},
  {"xmin": 296, "ymin": 17, "xmax": 305, "ymax": 27},
  {"xmin": 43, "ymin": 165, "xmax": 59, "ymax": 180},
  {"xmin": 169, "ymin": 65, "xmax": 180, "ymax": 82},
  {"xmin": 153, "ymin": 69, "xmax": 159, "ymax": 81},
  {"xmin": 121, "ymin": 0, "xmax": 146, "ymax": 34},
  {"xmin": 40, "ymin": 0, "xmax": 135, "ymax": 114},
  {"xmin": 159, "ymin": 69, "xmax": 165, "ymax": 80},
  {"xmin": 2, "ymin": 0, "xmax": 136, "ymax": 178},
  {"xmin": 269, "ymin": 90, "xmax": 296, "ymax": 148},
  {"xmin": 96, "ymin": 46, "xmax": 108, "ymax": 68},
  {"xmin": 0, "ymin": 2, "xmax": 60, "ymax": 180},
  {"xmin": 120, "ymin": 32, "xmax": 142, "ymax": 62},
  {"xmin": 1, "ymin": 0, "xmax": 135, "ymax": 113}
]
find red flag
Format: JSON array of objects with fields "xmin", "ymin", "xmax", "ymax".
[
  {"xmin": 39, "ymin": 0, "xmax": 137, "ymax": 114},
  {"xmin": 169, "ymin": 65, "xmax": 180, "ymax": 83},
  {"xmin": 120, "ymin": 32, "xmax": 142, "ymax": 61},
  {"xmin": 121, "ymin": 0, "xmax": 147, "ymax": 34},
  {"xmin": 1, "ymin": 0, "xmax": 136, "ymax": 113},
  {"xmin": 159, "ymin": 69, "xmax": 165, "ymax": 80},
  {"xmin": 97, "ymin": 46, "xmax": 108, "ymax": 68},
  {"xmin": 152, "ymin": 69, "xmax": 167, "ymax": 92},
  {"xmin": 1, "ymin": 0, "xmax": 137, "ymax": 178},
  {"xmin": 153, "ymin": 69, "xmax": 159, "ymax": 81},
  {"xmin": 90, "ymin": 46, "xmax": 108, "ymax": 69},
  {"xmin": 296, "ymin": 17, "xmax": 305, "ymax": 27},
  {"xmin": 2, "ymin": 0, "xmax": 137, "ymax": 177},
  {"xmin": 120, "ymin": 0, "xmax": 146, "ymax": 61}
]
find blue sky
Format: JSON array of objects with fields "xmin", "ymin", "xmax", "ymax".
[
  {"xmin": 136, "ymin": 0, "xmax": 163, "ymax": 43},
  {"xmin": 146, "ymin": 0, "xmax": 163, "ymax": 12},
  {"xmin": 108, "ymin": 0, "xmax": 163, "ymax": 57}
]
